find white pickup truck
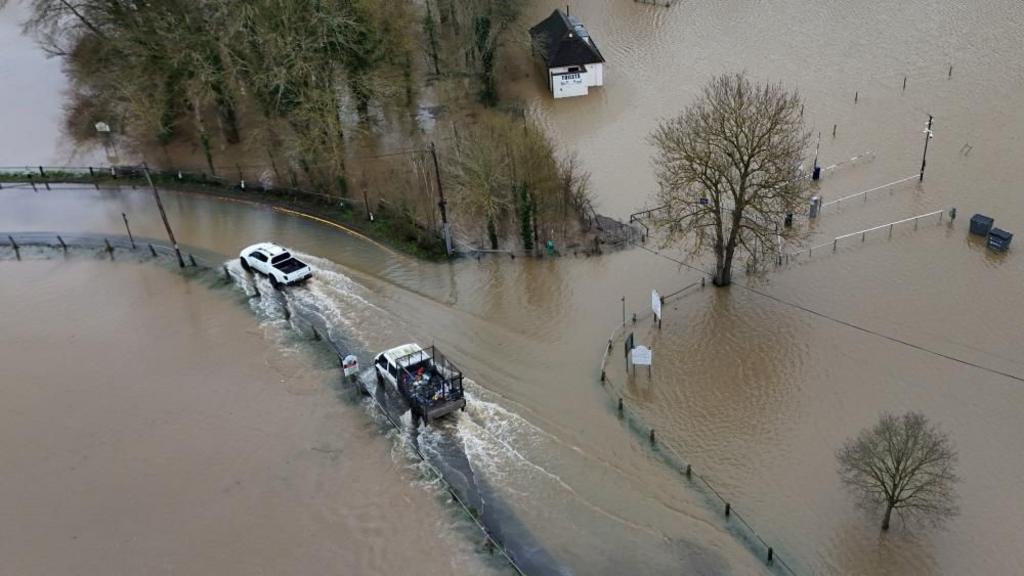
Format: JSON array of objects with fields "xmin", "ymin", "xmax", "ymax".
[
  {"xmin": 374, "ymin": 343, "xmax": 466, "ymax": 423},
  {"xmin": 239, "ymin": 242, "xmax": 313, "ymax": 288}
]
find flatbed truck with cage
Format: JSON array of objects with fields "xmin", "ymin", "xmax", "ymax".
[{"xmin": 373, "ymin": 344, "xmax": 466, "ymax": 423}]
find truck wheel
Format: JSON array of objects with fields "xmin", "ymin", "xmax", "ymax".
[
  {"xmin": 240, "ymin": 257, "xmax": 251, "ymax": 272},
  {"xmin": 376, "ymin": 370, "xmax": 384, "ymax": 386},
  {"xmin": 270, "ymin": 276, "xmax": 281, "ymax": 290}
]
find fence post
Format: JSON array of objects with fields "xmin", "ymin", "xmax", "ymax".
[
  {"xmin": 8, "ymin": 235, "xmax": 20, "ymax": 260},
  {"xmin": 833, "ymin": 239, "xmax": 837, "ymax": 252},
  {"xmin": 38, "ymin": 166, "xmax": 45, "ymax": 177},
  {"xmin": 188, "ymin": 253, "xmax": 197, "ymax": 267},
  {"xmin": 767, "ymin": 547, "xmax": 774, "ymax": 565},
  {"xmin": 725, "ymin": 502, "xmax": 731, "ymax": 517},
  {"xmin": 104, "ymin": 238, "xmax": 114, "ymax": 259},
  {"xmin": 143, "ymin": 163, "xmax": 185, "ymax": 268},
  {"xmin": 57, "ymin": 235, "xmax": 67, "ymax": 252},
  {"xmin": 122, "ymin": 212, "xmax": 135, "ymax": 249},
  {"xmin": 148, "ymin": 243, "xmax": 157, "ymax": 257}
]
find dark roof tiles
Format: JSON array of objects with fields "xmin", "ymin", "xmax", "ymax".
[{"xmin": 529, "ymin": 9, "xmax": 605, "ymax": 68}]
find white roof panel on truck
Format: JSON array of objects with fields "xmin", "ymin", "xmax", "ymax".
[{"xmin": 382, "ymin": 343, "xmax": 424, "ymax": 365}]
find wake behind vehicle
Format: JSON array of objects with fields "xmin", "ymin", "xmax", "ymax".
[
  {"xmin": 239, "ymin": 242, "xmax": 313, "ymax": 288},
  {"xmin": 374, "ymin": 344, "xmax": 466, "ymax": 424}
]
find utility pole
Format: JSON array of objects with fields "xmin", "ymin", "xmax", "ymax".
[
  {"xmin": 813, "ymin": 131, "xmax": 821, "ymax": 169},
  {"xmin": 621, "ymin": 296, "xmax": 626, "ymax": 326},
  {"xmin": 430, "ymin": 142, "xmax": 452, "ymax": 256},
  {"xmin": 919, "ymin": 114, "xmax": 934, "ymax": 182},
  {"xmin": 143, "ymin": 163, "xmax": 185, "ymax": 268}
]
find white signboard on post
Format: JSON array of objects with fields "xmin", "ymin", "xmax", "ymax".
[
  {"xmin": 651, "ymin": 290, "xmax": 662, "ymax": 322},
  {"xmin": 342, "ymin": 355, "xmax": 359, "ymax": 378},
  {"xmin": 631, "ymin": 345, "xmax": 652, "ymax": 366}
]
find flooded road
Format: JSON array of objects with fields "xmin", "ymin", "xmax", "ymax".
[
  {"xmin": 4, "ymin": 0, "xmax": 1024, "ymax": 574},
  {"xmin": 0, "ymin": 259, "xmax": 498, "ymax": 575}
]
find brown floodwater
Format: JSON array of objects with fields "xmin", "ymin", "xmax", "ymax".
[
  {"xmin": 3, "ymin": 0, "xmax": 1024, "ymax": 574},
  {"xmin": 0, "ymin": 259, "xmax": 499, "ymax": 575}
]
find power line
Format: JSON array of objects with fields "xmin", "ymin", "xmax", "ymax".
[{"xmin": 628, "ymin": 237, "xmax": 1024, "ymax": 384}]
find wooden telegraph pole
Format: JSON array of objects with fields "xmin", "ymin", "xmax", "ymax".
[
  {"xmin": 430, "ymin": 142, "xmax": 452, "ymax": 256},
  {"xmin": 143, "ymin": 163, "xmax": 185, "ymax": 268}
]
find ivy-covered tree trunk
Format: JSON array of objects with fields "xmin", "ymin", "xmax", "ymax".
[
  {"xmin": 474, "ymin": 16, "xmax": 497, "ymax": 106},
  {"xmin": 424, "ymin": 0, "xmax": 441, "ymax": 76},
  {"xmin": 487, "ymin": 216, "xmax": 498, "ymax": 250}
]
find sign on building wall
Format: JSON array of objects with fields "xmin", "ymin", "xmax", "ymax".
[{"xmin": 553, "ymin": 71, "xmax": 587, "ymax": 98}]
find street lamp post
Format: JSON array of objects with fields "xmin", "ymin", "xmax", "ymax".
[{"xmin": 919, "ymin": 114, "xmax": 934, "ymax": 182}]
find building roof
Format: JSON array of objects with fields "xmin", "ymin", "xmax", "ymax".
[{"xmin": 529, "ymin": 9, "xmax": 605, "ymax": 68}]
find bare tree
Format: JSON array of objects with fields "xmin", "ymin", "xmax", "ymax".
[
  {"xmin": 837, "ymin": 411, "xmax": 959, "ymax": 531},
  {"xmin": 649, "ymin": 72, "xmax": 811, "ymax": 286},
  {"xmin": 445, "ymin": 121, "xmax": 511, "ymax": 249}
]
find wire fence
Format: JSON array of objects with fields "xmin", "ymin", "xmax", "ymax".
[
  {"xmin": 0, "ymin": 164, "xmax": 342, "ymax": 204},
  {"xmin": 0, "ymin": 162, "xmax": 453, "ymax": 259},
  {"xmin": 597, "ymin": 281, "xmax": 801, "ymax": 576},
  {"xmin": 0, "ymin": 231, "xmax": 529, "ymax": 576}
]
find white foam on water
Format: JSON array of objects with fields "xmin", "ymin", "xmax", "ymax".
[
  {"xmin": 225, "ymin": 253, "xmax": 656, "ymax": 540},
  {"xmin": 456, "ymin": 393, "xmax": 662, "ymax": 537}
]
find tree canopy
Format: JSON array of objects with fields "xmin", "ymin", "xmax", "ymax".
[
  {"xmin": 837, "ymin": 411, "xmax": 959, "ymax": 531},
  {"xmin": 649, "ymin": 72, "xmax": 811, "ymax": 286}
]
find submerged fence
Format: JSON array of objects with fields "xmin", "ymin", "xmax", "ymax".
[
  {"xmin": 819, "ymin": 174, "xmax": 919, "ymax": 213},
  {"xmin": 0, "ymin": 231, "xmax": 530, "ymax": 576},
  {"xmin": 597, "ymin": 280, "xmax": 800, "ymax": 576},
  {"xmin": 0, "ymin": 164, "xmax": 342, "ymax": 205},
  {"xmin": 0, "ymin": 162, "xmax": 447, "ymax": 256},
  {"xmin": 781, "ymin": 208, "xmax": 950, "ymax": 265}
]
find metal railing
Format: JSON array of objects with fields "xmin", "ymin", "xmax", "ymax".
[
  {"xmin": 0, "ymin": 164, "xmax": 343, "ymax": 205},
  {"xmin": 819, "ymin": 174, "xmax": 918, "ymax": 211},
  {"xmin": 782, "ymin": 209, "xmax": 949, "ymax": 264}
]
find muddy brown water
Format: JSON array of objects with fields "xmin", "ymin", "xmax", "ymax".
[
  {"xmin": 4, "ymin": 0, "xmax": 1024, "ymax": 574},
  {"xmin": 0, "ymin": 260, "xmax": 500, "ymax": 575}
]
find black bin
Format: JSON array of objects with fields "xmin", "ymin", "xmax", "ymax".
[
  {"xmin": 970, "ymin": 214, "xmax": 994, "ymax": 236},
  {"xmin": 987, "ymin": 228, "xmax": 1013, "ymax": 252}
]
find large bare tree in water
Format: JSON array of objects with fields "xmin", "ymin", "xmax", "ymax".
[
  {"xmin": 649, "ymin": 73, "xmax": 810, "ymax": 286},
  {"xmin": 837, "ymin": 411, "xmax": 959, "ymax": 531}
]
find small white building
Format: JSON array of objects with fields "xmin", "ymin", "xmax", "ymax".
[{"xmin": 529, "ymin": 10, "xmax": 605, "ymax": 99}]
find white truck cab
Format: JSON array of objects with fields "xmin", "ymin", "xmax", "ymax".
[
  {"xmin": 374, "ymin": 343, "xmax": 427, "ymax": 386},
  {"xmin": 239, "ymin": 242, "xmax": 313, "ymax": 287}
]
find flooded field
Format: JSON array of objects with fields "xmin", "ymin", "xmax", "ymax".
[{"xmin": 4, "ymin": 0, "xmax": 1024, "ymax": 574}]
